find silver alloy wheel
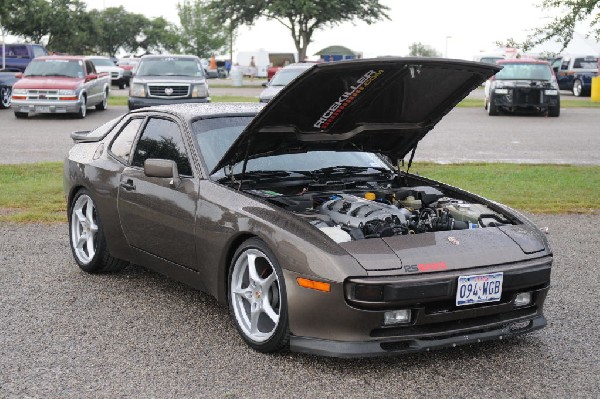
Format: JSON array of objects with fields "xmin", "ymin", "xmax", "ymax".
[
  {"xmin": 70, "ymin": 194, "xmax": 99, "ymax": 265},
  {"xmin": 230, "ymin": 248, "xmax": 281, "ymax": 343},
  {"xmin": 573, "ymin": 80, "xmax": 582, "ymax": 97},
  {"xmin": 0, "ymin": 87, "xmax": 11, "ymax": 108}
]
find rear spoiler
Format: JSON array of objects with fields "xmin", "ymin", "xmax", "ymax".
[{"xmin": 71, "ymin": 130, "xmax": 103, "ymax": 143}]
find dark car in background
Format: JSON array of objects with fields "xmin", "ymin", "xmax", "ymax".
[
  {"xmin": 65, "ymin": 58, "xmax": 551, "ymax": 358},
  {"xmin": 1, "ymin": 43, "xmax": 48, "ymax": 72},
  {"xmin": 128, "ymin": 55, "xmax": 210, "ymax": 110},
  {"xmin": 551, "ymin": 54, "xmax": 599, "ymax": 97},
  {"xmin": 0, "ymin": 69, "xmax": 20, "ymax": 109},
  {"xmin": 484, "ymin": 59, "xmax": 560, "ymax": 117}
]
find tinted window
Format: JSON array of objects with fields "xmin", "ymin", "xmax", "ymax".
[
  {"xmin": 495, "ymin": 63, "xmax": 553, "ymax": 80},
  {"xmin": 85, "ymin": 61, "xmax": 96, "ymax": 75},
  {"xmin": 110, "ymin": 118, "xmax": 144, "ymax": 163},
  {"xmin": 4, "ymin": 45, "xmax": 28, "ymax": 58},
  {"xmin": 573, "ymin": 57, "xmax": 598, "ymax": 69},
  {"xmin": 136, "ymin": 57, "xmax": 204, "ymax": 77},
  {"xmin": 132, "ymin": 118, "xmax": 193, "ymax": 176}
]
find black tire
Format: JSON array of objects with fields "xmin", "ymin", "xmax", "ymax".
[
  {"xmin": 68, "ymin": 189, "xmax": 128, "ymax": 273},
  {"xmin": 95, "ymin": 89, "xmax": 108, "ymax": 111},
  {"xmin": 118, "ymin": 81, "xmax": 126, "ymax": 90},
  {"xmin": 228, "ymin": 238, "xmax": 290, "ymax": 353},
  {"xmin": 76, "ymin": 95, "xmax": 87, "ymax": 119},
  {"xmin": 548, "ymin": 99, "xmax": 560, "ymax": 117},
  {"xmin": 14, "ymin": 111, "xmax": 28, "ymax": 119},
  {"xmin": 0, "ymin": 86, "xmax": 11, "ymax": 109},
  {"xmin": 487, "ymin": 94, "xmax": 499, "ymax": 116}
]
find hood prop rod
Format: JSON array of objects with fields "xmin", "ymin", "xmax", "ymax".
[
  {"xmin": 404, "ymin": 144, "xmax": 418, "ymax": 185},
  {"xmin": 238, "ymin": 138, "xmax": 252, "ymax": 190}
]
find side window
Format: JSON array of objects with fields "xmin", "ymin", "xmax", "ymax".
[
  {"xmin": 32, "ymin": 45, "xmax": 47, "ymax": 58},
  {"xmin": 561, "ymin": 61, "xmax": 569, "ymax": 70},
  {"xmin": 550, "ymin": 59, "xmax": 561, "ymax": 69},
  {"xmin": 85, "ymin": 61, "xmax": 96, "ymax": 75},
  {"xmin": 131, "ymin": 118, "xmax": 193, "ymax": 176},
  {"xmin": 110, "ymin": 118, "xmax": 144, "ymax": 164}
]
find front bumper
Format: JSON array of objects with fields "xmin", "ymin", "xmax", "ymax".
[
  {"xmin": 291, "ymin": 314, "xmax": 546, "ymax": 358},
  {"xmin": 12, "ymin": 99, "xmax": 83, "ymax": 114},
  {"xmin": 128, "ymin": 96, "xmax": 210, "ymax": 110},
  {"xmin": 285, "ymin": 256, "xmax": 551, "ymax": 357},
  {"xmin": 492, "ymin": 88, "xmax": 559, "ymax": 111}
]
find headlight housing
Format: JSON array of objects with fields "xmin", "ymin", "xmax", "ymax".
[
  {"xmin": 130, "ymin": 83, "xmax": 146, "ymax": 97},
  {"xmin": 495, "ymin": 88, "xmax": 509, "ymax": 95},
  {"xmin": 191, "ymin": 83, "xmax": 209, "ymax": 98},
  {"xmin": 12, "ymin": 89, "xmax": 27, "ymax": 95},
  {"xmin": 544, "ymin": 89, "xmax": 558, "ymax": 96}
]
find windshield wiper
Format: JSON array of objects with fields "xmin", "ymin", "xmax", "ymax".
[{"xmin": 216, "ymin": 170, "xmax": 312, "ymax": 185}]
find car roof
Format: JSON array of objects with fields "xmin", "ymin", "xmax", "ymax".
[
  {"xmin": 85, "ymin": 56, "xmax": 111, "ymax": 59},
  {"xmin": 140, "ymin": 55, "xmax": 200, "ymax": 60},
  {"xmin": 129, "ymin": 103, "xmax": 265, "ymax": 120},
  {"xmin": 497, "ymin": 58, "xmax": 550, "ymax": 65},
  {"xmin": 36, "ymin": 55, "xmax": 85, "ymax": 61}
]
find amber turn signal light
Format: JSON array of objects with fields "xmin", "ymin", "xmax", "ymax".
[{"xmin": 297, "ymin": 277, "xmax": 331, "ymax": 292}]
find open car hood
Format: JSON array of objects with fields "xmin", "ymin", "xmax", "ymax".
[{"xmin": 211, "ymin": 58, "xmax": 500, "ymax": 174}]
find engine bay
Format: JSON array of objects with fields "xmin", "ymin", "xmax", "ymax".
[{"xmin": 246, "ymin": 182, "xmax": 514, "ymax": 243}]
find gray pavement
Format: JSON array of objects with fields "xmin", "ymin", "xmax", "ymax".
[{"xmin": 1, "ymin": 214, "xmax": 598, "ymax": 397}]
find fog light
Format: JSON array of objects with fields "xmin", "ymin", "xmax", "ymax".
[
  {"xmin": 384, "ymin": 309, "xmax": 411, "ymax": 325},
  {"xmin": 514, "ymin": 292, "xmax": 532, "ymax": 307}
]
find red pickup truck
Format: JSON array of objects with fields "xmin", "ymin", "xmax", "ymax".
[{"xmin": 11, "ymin": 55, "xmax": 110, "ymax": 119}]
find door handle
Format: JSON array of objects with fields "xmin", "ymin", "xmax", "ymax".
[{"xmin": 120, "ymin": 179, "xmax": 136, "ymax": 191}]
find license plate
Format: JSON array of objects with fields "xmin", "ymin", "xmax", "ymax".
[
  {"xmin": 36, "ymin": 106, "xmax": 50, "ymax": 113},
  {"xmin": 456, "ymin": 272, "xmax": 503, "ymax": 306}
]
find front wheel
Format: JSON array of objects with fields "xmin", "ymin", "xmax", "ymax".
[
  {"xmin": 228, "ymin": 238, "xmax": 289, "ymax": 353},
  {"xmin": 76, "ymin": 96, "xmax": 87, "ymax": 118},
  {"xmin": 487, "ymin": 94, "xmax": 499, "ymax": 116},
  {"xmin": 0, "ymin": 86, "xmax": 11, "ymax": 109},
  {"xmin": 68, "ymin": 189, "xmax": 128, "ymax": 273}
]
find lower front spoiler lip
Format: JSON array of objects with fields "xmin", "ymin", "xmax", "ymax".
[{"xmin": 290, "ymin": 315, "xmax": 546, "ymax": 358}]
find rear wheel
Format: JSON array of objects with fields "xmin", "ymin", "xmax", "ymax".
[
  {"xmin": 572, "ymin": 79, "xmax": 583, "ymax": 97},
  {"xmin": 68, "ymin": 189, "xmax": 128, "ymax": 273},
  {"xmin": 228, "ymin": 238, "xmax": 289, "ymax": 353},
  {"xmin": 487, "ymin": 94, "xmax": 499, "ymax": 116},
  {"xmin": 96, "ymin": 89, "xmax": 108, "ymax": 110},
  {"xmin": 0, "ymin": 86, "xmax": 11, "ymax": 109}
]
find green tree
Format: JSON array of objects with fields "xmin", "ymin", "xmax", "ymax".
[
  {"xmin": 408, "ymin": 42, "xmax": 441, "ymax": 57},
  {"xmin": 139, "ymin": 17, "xmax": 182, "ymax": 54},
  {"xmin": 514, "ymin": 0, "xmax": 599, "ymax": 50},
  {"xmin": 208, "ymin": 0, "xmax": 389, "ymax": 61},
  {"xmin": 177, "ymin": 0, "xmax": 228, "ymax": 58},
  {"xmin": 1, "ymin": 0, "xmax": 52, "ymax": 43},
  {"xmin": 87, "ymin": 7, "xmax": 148, "ymax": 56},
  {"xmin": 46, "ymin": 0, "xmax": 93, "ymax": 54}
]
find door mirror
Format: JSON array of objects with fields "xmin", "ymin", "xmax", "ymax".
[
  {"xmin": 85, "ymin": 73, "xmax": 97, "ymax": 82},
  {"xmin": 144, "ymin": 159, "xmax": 181, "ymax": 187},
  {"xmin": 15, "ymin": 72, "xmax": 23, "ymax": 79},
  {"xmin": 262, "ymin": 81, "xmax": 269, "ymax": 87}
]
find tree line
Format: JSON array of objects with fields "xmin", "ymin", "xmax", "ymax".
[{"xmin": 0, "ymin": 0, "xmax": 228, "ymax": 58}]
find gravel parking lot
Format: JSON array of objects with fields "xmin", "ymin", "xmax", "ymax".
[{"xmin": 1, "ymin": 214, "xmax": 598, "ymax": 397}]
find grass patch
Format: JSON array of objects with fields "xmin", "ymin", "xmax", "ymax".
[
  {"xmin": 0, "ymin": 162, "xmax": 66, "ymax": 223},
  {"xmin": 0, "ymin": 162, "xmax": 597, "ymax": 223},
  {"xmin": 412, "ymin": 162, "xmax": 599, "ymax": 214}
]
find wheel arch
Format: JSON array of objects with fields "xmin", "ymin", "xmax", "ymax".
[{"xmin": 217, "ymin": 232, "xmax": 258, "ymax": 305}]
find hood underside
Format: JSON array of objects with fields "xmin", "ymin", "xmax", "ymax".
[{"xmin": 212, "ymin": 58, "xmax": 500, "ymax": 174}]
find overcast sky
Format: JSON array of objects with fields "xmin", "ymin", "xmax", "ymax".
[{"xmin": 84, "ymin": 0, "xmax": 587, "ymax": 60}]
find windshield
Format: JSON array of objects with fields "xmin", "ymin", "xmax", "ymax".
[
  {"xmin": 91, "ymin": 58, "xmax": 115, "ymax": 67},
  {"xmin": 136, "ymin": 58, "xmax": 204, "ymax": 77},
  {"xmin": 495, "ymin": 63, "xmax": 553, "ymax": 80},
  {"xmin": 192, "ymin": 116, "xmax": 389, "ymax": 178},
  {"xmin": 24, "ymin": 59, "xmax": 83, "ymax": 78},
  {"xmin": 270, "ymin": 68, "xmax": 309, "ymax": 86}
]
